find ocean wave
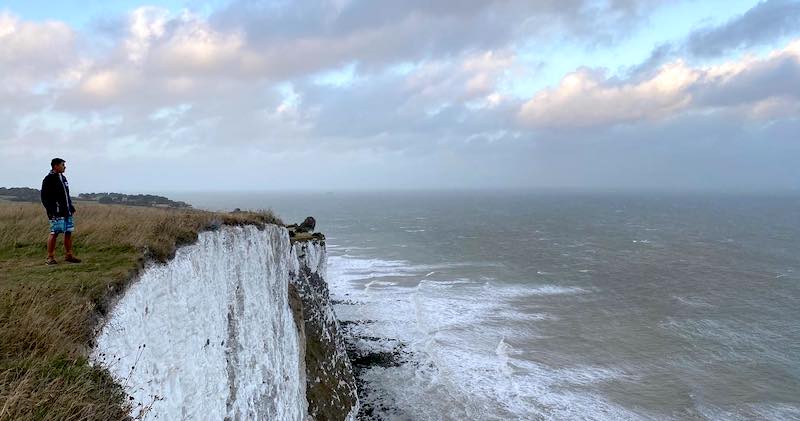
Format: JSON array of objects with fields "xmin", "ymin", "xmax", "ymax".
[
  {"xmin": 364, "ymin": 280, "xmax": 398, "ymax": 289},
  {"xmin": 327, "ymin": 253, "xmax": 630, "ymax": 420},
  {"xmin": 671, "ymin": 295, "xmax": 714, "ymax": 308},
  {"xmin": 528, "ymin": 285, "xmax": 588, "ymax": 295}
]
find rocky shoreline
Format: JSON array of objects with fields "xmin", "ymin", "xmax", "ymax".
[{"xmin": 336, "ymin": 315, "xmax": 414, "ymax": 420}]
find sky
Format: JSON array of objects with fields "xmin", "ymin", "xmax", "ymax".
[{"xmin": 1, "ymin": 0, "xmax": 799, "ymax": 193}]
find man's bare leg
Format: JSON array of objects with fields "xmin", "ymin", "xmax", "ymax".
[
  {"xmin": 47, "ymin": 233, "xmax": 58, "ymax": 259},
  {"xmin": 46, "ymin": 233, "xmax": 58, "ymax": 264},
  {"xmin": 64, "ymin": 233, "xmax": 81, "ymax": 263}
]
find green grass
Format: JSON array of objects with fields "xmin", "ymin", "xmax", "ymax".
[{"xmin": 0, "ymin": 202, "xmax": 282, "ymax": 420}]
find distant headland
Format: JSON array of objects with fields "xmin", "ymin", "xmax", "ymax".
[{"xmin": 0, "ymin": 187, "xmax": 191, "ymax": 208}]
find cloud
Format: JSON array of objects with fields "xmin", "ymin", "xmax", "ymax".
[
  {"xmin": 519, "ymin": 62, "xmax": 697, "ymax": 128},
  {"xmin": 693, "ymin": 40, "xmax": 800, "ymax": 109},
  {"xmin": 2, "ymin": 3, "xmax": 800, "ymax": 192},
  {"xmin": 520, "ymin": 112, "xmax": 800, "ymax": 191},
  {"xmin": 211, "ymin": 0, "xmax": 665, "ymax": 75},
  {"xmin": 289, "ymin": 49, "xmax": 523, "ymax": 156},
  {"xmin": 0, "ymin": 12, "xmax": 76, "ymax": 83},
  {"xmin": 48, "ymin": 5, "xmax": 525, "ymax": 154},
  {"xmin": 635, "ymin": 1, "xmax": 800, "ymax": 73},
  {"xmin": 0, "ymin": 12, "xmax": 81, "ymax": 148},
  {"xmin": 519, "ymin": 39, "xmax": 800, "ymax": 128},
  {"xmin": 687, "ymin": 0, "xmax": 800, "ymax": 57}
]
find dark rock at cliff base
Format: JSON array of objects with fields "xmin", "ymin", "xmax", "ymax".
[
  {"xmin": 349, "ymin": 349, "xmax": 404, "ymax": 369},
  {"xmin": 338, "ymin": 326, "xmax": 412, "ymax": 421}
]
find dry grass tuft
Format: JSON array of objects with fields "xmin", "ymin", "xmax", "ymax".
[{"xmin": 0, "ymin": 201, "xmax": 282, "ymax": 420}]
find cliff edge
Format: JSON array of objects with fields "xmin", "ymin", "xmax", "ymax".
[{"xmin": 290, "ymin": 236, "xmax": 359, "ymax": 420}]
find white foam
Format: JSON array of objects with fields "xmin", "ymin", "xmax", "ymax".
[
  {"xmin": 327, "ymin": 253, "xmax": 631, "ymax": 420},
  {"xmin": 671, "ymin": 295, "xmax": 714, "ymax": 308},
  {"xmin": 364, "ymin": 280, "xmax": 398, "ymax": 288},
  {"xmin": 495, "ymin": 338, "xmax": 515, "ymax": 376},
  {"xmin": 526, "ymin": 284, "xmax": 589, "ymax": 296}
]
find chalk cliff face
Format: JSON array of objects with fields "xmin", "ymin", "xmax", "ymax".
[
  {"xmin": 290, "ymin": 239, "xmax": 359, "ymax": 420},
  {"xmin": 91, "ymin": 225, "xmax": 357, "ymax": 420}
]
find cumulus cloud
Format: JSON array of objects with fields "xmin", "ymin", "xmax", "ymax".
[
  {"xmin": 0, "ymin": 12, "xmax": 81, "ymax": 150},
  {"xmin": 519, "ymin": 39, "xmax": 800, "ymax": 128},
  {"xmin": 58, "ymin": 8, "xmax": 258, "ymax": 110},
  {"xmin": 519, "ymin": 62, "xmax": 697, "ymax": 128},
  {"xmin": 687, "ymin": 0, "xmax": 800, "ymax": 58},
  {"xmin": 43, "ymin": 4, "xmax": 525, "ymax": 154},
  {"xmin": 0, "ymin": 12, "xmax": 76, "ymax": 83}
]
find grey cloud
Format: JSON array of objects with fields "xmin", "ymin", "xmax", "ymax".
[
  {"xmin": 5, "ymin": 78, "xmax": 800, "ymax": 192},
  {"xmin": 633, "ymin": 0, "xmax": 800, "ymax": 77},
  {"xmin": 687, "ymin": 0, "xmax": 800, "ymax": 57},
  {"xmin": 59, "ymin": 111, "xmax": 800, "ymax": 191},
  {"xmin": 292, "ymin": 62, "xmax": 520, "ymax": 153},
  {"xmin": 693, "ymin": 52, "xmax": 800, "ymax": 107},
  {"xmin": 522, "ymin": 113, "xmax": 800, "ymax": 191},
  {"xmin": 625, "ymin": 42, "xmax": 676, "ymax": 79},
  {"xmin": 211, "ymin": 0, "xmax": 663, "ymax": 76}
]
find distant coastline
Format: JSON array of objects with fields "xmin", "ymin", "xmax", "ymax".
[{"xmin": 0, "ymin": 187, "xmax": 191, "ymax": 208}]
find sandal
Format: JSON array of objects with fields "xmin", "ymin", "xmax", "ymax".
[{"xmin": 45, "ymin": 258, "xmax": 58, "ymax": 265}]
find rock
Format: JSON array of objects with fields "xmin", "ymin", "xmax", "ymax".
[{"xmin": 297, "ymin": 217, "xmax": 316, "ymax": 233}]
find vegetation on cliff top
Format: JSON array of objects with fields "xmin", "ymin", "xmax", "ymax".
[{"xmin": 0, "ymin": 201, "xmax": 281, "ymax": 420}]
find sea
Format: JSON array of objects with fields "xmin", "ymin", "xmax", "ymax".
[{"xmin": 171, "ymin": 190, "xmax": 800, "ymax": 421}]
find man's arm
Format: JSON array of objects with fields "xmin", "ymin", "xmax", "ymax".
[
  {"xmin": 65, "ymin": 176, "xmax": 76, "ymax": 215},
  {"xmin": 41, "ymin": 176, "xmax": 56, "ymax": 218}
]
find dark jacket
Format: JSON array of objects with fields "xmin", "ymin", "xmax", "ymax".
[{"xmin": 41, "ymin": 171, "xmax": 75, "ymax": 218}]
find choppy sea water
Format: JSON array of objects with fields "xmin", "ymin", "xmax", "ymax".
[{"xmin": 174, "ymin": 191, "xmax": 800, "ymax": 420}]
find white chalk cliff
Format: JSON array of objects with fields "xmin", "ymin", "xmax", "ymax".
[{"xmin": 91, "ymin": 225, "xmax": 357, "ymax": 420}]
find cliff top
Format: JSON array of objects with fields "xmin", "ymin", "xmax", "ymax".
[{"xmin": 0, "ymin": 201, "xmax": 282, "ymax": 420}]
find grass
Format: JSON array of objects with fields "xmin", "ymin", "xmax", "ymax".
[{"xmin": 0, "ymin": 201, "xmax": 282, "ymax": 420}]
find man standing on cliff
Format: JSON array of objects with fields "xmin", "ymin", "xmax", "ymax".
[{"xmin": 41, "ymin": 158, "xmax": 81, "ymax": 265}]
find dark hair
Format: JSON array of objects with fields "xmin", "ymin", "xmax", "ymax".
[{"xmin": 51, "ymin": 158, "xmax": 65, "ymax": 168}]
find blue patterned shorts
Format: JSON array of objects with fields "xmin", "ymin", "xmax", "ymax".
[{"xmin": 49, "ymin": 216, "xmax": 75, "ymax": 234}]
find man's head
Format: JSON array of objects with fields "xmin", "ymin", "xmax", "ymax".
[{"xmin": 51, "ymin": 158, "xmax": 66, "ymax": 173}]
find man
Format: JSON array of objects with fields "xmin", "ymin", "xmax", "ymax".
[{"xmin": 41, "ymin": 158, "xmax": 81, "ymax": 265}]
